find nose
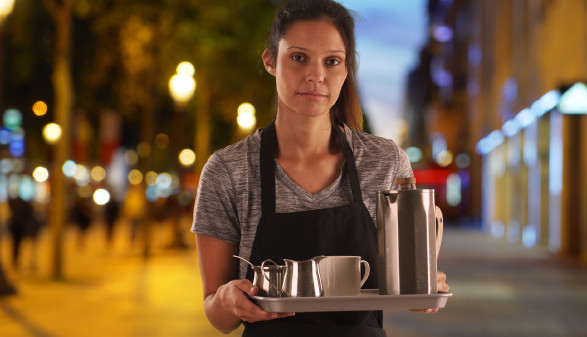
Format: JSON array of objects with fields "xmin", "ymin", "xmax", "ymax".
[{"xmin": 305, "ymin": 61, "xmax": 325, "ymax": 84}]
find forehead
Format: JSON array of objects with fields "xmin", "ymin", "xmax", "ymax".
[{"xmin": 279, "ymin": 19, "xmax": 346, "ymax": 53}]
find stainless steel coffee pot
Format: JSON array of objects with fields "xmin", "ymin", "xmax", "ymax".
[{"xmin": 377, "ymin": 178, "xmax": 443, "ymax": 295}]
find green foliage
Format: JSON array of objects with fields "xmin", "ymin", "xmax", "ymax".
[{"xmin": 3, "ymin": 0, "xmax": 280, "ymax": 163}]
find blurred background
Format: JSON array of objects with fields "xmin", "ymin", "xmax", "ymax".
[{"xmin": 0, "ymin": 0, "xmax": 586, "ymax": 336}]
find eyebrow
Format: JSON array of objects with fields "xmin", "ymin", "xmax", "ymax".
[{"xmin": 287, "ymin": 46, "xmax": 345, "ymax": 54}]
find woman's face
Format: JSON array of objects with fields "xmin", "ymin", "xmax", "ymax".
[{"xmin": 263, "ymin": 19, "xmax": 348, "ymax": 121}]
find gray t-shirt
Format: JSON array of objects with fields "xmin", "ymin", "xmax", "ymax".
[{"xmin": 191, "ymin": 124, "xmax": 413, "ymax": 279}]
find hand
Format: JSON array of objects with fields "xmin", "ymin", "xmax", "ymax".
[
  {"xmin": 215, "ymin": 279, "xmax": 295, "ymax": 323},
  {"xmin": 409, "ymin": 271, "xmax": 449, "ymax": 313}
]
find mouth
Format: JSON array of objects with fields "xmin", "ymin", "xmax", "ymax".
[{"xmin": 298, "ymin": 91, "xmax": 328, "ymax": 101}]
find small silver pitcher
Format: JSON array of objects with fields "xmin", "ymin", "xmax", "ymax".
[
  {"xmin": 377, "ymin": 178, "xmax": 444, "ymax": 295},
  {"xmin": 262, "ymin": 256, "xmax": 326, "ymax": 297}
]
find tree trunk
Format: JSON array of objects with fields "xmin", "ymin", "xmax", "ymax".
[{"xmin": 43, "ymin": 0, "xmax": 74, "ymax": 280}]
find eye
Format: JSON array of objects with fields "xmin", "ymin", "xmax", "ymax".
[
  {"xmin": 325, "ymin": 58, "xmax": 342, "ymax": 66},
  {"xmin": 291, "ymin": 54, "xmax": 306, "ymax": 62}
]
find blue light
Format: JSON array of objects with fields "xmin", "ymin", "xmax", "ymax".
[
  {"xmin": 433, "ymin": 25, "xmax": 453, "ymax": 42},
  {"xmin": 0, "ymin": 127, "xmax": 10, "ymax": 144},
  {"xmin": 502, "ymin": 119, "xmax": 521, "ymax": 137},
  {"xmin": 476, "ymin": 130, "xmax": 504, "ymax": 155},
  {"xmin": 405, "ymin": 147, "xmax": 423, "ymax": 163},
  {"xmin": 9, "ymin": 139, "xmax": 25, "ymax": 157},
  {"xmin": 522, "ymin": 225, "xmax": 537, "ymax": 248},
  {"xmin": 514, "ymin": 108, "xmax": 534, "ymax": 129},
  {"xmin": 531, "ymin": 90, "xmax": 560, "ymax": 117}
]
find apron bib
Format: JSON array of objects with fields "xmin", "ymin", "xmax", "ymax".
[{"xmin": 243, "ymin": 121, "xmax": 385, "ymax": 337}]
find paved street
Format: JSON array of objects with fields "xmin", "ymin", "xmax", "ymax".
[{"xmin": 1, "ymin": 218, "xmax": 586, "ymax": 337}]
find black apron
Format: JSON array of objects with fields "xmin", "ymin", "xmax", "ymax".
[{"xmin": 243, "ymin": 121, "xmax": 385, "ymax": 337}]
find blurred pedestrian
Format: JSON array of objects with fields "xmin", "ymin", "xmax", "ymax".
[
  {"xmin": 7, "ymin": 197, "xmax": 41, "ymax": 269},
  {"xmin": 71, "ymin": 196, "xmax": 92, "ymax": 249},
  {"xmin": 104, "ymin": 198, "xmax": 120, "ymax": 246}
]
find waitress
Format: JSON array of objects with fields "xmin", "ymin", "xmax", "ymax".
[{"xmin": 192, "ymin": 0, "xmax": 449, "ymax": 336}]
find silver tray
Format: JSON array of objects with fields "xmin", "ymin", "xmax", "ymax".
[{"xmin": 251, "ymin": 289, "xmax": 452, "ymax": 313}]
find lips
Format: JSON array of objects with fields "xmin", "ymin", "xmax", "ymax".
[{"xmin": 298, "ymin": 91, "xmax": 327, "ymax": 101}]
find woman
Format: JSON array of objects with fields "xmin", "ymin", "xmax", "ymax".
[{"xmin": 192, "ymin": 0, "xmax": 449, "ymax": 335}]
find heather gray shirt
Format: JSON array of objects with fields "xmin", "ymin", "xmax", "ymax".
[{"xmin": 191, "ymin": 124, "xmax": 413, "ymax": 279}]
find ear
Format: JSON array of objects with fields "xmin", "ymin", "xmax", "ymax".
[{"xmin": 262, "ymin": 49, "xmax": 276, "ymax": 76}]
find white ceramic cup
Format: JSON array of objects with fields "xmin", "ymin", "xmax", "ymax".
[{"xmin": 318, "ymin": 256, "xmax": 370, "ymax": 296}]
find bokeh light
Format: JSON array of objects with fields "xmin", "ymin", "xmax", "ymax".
[
  {"xmin": 0, "ymin": 127, "xmax": 10, "ymax": 144},
  {"xmin": 77, "ymin": 185, "xmax": 92, "ymax": 198},
  {"xmin": 0, "ymin": 0, "xmax": 15, "ymax": 18},
  {"xmin": 455, "ymin": 153, "xmax": 471, "ymax": 169},
  {"xmin": 436, "ymin": 150, "xmax": 454, "ymax": 167},
  {"xmin": 32, "ymin": 166, "xmax": 49, "ymax": 182},
  {"xmin": 137, "ymin": 142, "xmax": 151, "ymax": 158},
  {"xmin": 43, "ymin": 123, "xmax": 62, "ymax": 144},
  {"xmin": 178, "ymin": 149, "xmax": 196, "ymax": 167},
  {"xmin": 12, "ymin": 158, "xmax": 24, "ymax": 173},
  {"xmin": 176, "ymin": 61, "xmax": 195, "ymax": 76},
  {"xmin": 128, "ymin": 169, "xmax": 143, "ymax": 185},
  {"xmin": 237, "ymin": 102, "xmax": 256, "ymax": 130},
  {"xmin": 74, "ymin": 164, "xmax": 90, "ymax": 186},
  {"xmin": 145, "ymin": 171, "xmax": 158, "ymax": 186},
  {"xmin": 0, "ymin": 158, "xmax": 12, "ymax": 174},
  {"xmin": 155, "ymin": 133, "xmax": 170, "ymax": 149},
  {"xmin": 405, "ymin": 147, "xmax": 423, "ymax": 163},
  {"xmin": 93, "ymin": 188, "xmax": 111, "ymax": 205},
  {"xmin": 156, "ymin": 172, "xmax": 172, "ymax": 189},
  {"xmin": 90, "ymin": 166, "xmax": 106, "ymax": 182},
  {"xmin": 32, "ymin": 101, "xmax": 48, "ymax": 116},
  {"xmin": 3, "ymin": 108, "xmax": 22, "ymax": 130},
  {"xmin": 19, "ymin": 175, "xmax": 35, "ymax": 201},
  {"xmin": 62, "ymin": 160, "xmax": 77, "ymax": 178},
  {"xmin": 8, "ymin": 128, "xmax": 25, "ymax": 157},
  {"xmin": 124, "ymin": 149, "xmax": 139, "ymax": 166}
]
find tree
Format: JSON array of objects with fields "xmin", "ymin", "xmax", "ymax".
[{"xmin": 41, "ymin": 0, "xmax": 74, "ymax": 280}]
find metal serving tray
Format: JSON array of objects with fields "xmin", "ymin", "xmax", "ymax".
[{"xmin": 251, "ymin": 289, "xmax": 452, "ymax": 313}]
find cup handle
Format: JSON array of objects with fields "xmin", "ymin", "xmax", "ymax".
[
  {"xmin": 435, "ymin": 206, "xmax": 444, "ymax": 258},
  {"xmin": 260, "ymin": 259, "xmax": 282, "ymax": 297},
  {"xmin": 359, "ymin": 260, "xmax": 370, "ymax": 288}
]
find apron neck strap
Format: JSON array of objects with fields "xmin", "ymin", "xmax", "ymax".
[{"xmin": 260, "ymin": 120, "xmax": 363, "ymax": 215}]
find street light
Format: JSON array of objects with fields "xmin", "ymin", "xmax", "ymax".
[
  {"xmin": 168, "ymin": 61, "xmax": 196, "ymax": 107},
  {"xmin": 0, "ymin": 0, "xmax": 15, "ymax": 22},
  {"xmin": 237, "ymin": 102, "xmax": 256, "ymax": 132},
  {"xmin": 167, "ymin": 62, "xmax": 196, "ymax": 249}
]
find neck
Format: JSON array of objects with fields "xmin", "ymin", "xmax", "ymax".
[{"xmin": 274, "ymin": 114, "xmax": 338, "ymax": 160}]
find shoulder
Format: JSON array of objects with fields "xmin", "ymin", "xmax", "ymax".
[
  {"xmin": 204, "ymin": 130, "xmax": 261, "ymax": 174},
  {"xmin": 346, "ymin": 126, "xmax": 406, "ymax": 161},
  {"xmin": 344, "ymin": 126, "xmax": 413, "ymax": 188}
]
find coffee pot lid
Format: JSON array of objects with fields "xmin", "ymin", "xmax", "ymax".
[{"xmin": 395, "ymin": 177, "xmax": 416, "ymax": 190}]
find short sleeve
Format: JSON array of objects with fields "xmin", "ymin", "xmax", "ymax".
[{"xmin": 191, "ymin": 153, "xmax": 241, "ymax": 246}]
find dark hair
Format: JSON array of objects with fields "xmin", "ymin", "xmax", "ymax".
[{"xmin": 267, "ymin": 0, "xmax": 363, "ymax": 130}]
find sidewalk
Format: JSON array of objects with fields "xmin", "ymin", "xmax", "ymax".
[
  {"xmin": 1, "ymin": 220, "xmax": 587, "ymax": 337},
  {"xmin": 383, "ymin": 228, "xmax": 587, "ymax": 337},
  {"xmin": 0, "ymin": 217, "xmax": 243, "ymax": 337}
]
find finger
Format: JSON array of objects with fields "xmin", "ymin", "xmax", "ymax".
[
  {"xmin": 437, "ymin": 271, "xmax": 447, "ymax": 282},
  {"xmin": 233, "ymin": 279, "xmax": 257, "ymax": 296}
]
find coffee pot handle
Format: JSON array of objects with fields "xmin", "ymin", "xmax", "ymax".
[
  {"xmin": 435, "ymin": 206, "xmax": 444, "ymax": 258},
  {"xmin": 260, "ymin": 259, "xmax": 283, "ymax": 297}
]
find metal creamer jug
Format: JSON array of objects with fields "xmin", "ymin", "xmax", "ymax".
[{"xmin": 376, "ymin": 178, "xmax": 443, "ymax": 295}]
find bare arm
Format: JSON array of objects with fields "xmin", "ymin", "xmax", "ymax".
[{"xmin": 195, "ymin": 234, "xmax": 293, "ymax": 333}]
